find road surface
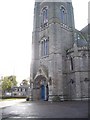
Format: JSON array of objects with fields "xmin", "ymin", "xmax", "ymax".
[{"xmin": 0, "ymin": 100, "xmax": 88, "ymax": 119}]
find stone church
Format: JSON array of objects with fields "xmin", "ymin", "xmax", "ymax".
[{"xmin": 30, "ymin": 0, "xmax": 89, "ymax": 101}]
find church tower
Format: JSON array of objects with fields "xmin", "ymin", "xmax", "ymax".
[{"xmin": 30, "ymin": 0, "xmax": 75, "ymax": 101}]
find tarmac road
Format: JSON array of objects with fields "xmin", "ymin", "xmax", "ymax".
[{"xmin": 1, "ymin": 100, "xmax": 88, "ymax": 119}]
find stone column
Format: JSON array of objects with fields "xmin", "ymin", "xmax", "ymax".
[
  {"xmin": 74, "ymin": 71, "xmax": 81, "ymax": 100},
  {"xmin": 48, "ymin": 85, "xmax": 53, "ymax": 101},
  {"xmin": 56, "ymin": 53, "xmax": 64, "ymax": 98},
  {"xmin": 74, "ymin": 44, "xmax": 81, "ymax": 100},
  {"xmin": 44, "ymin": 85, "xmax": 46, "ymax": 100}
]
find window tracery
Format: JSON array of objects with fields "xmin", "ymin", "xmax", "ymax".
[{"xmin": 41, "ymin": 37, "xmax": 49, "ymax": 57}]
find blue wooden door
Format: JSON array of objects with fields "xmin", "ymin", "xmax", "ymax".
[{"xmin": 41, "ymin": 85, "xmax": 45, "ymax": 100}]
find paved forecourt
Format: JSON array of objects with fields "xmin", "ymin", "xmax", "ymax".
[{"xmin": 1, "ymin": 100, "xmax": 88, "ymax": 119}]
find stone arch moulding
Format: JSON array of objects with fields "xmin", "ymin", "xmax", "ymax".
[{"xmin": 34, "ymin": 65, "xmax": 48, "ymax": 84}]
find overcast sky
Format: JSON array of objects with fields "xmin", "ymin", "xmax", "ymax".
[{"xmin": 0, "ymin": 0, "xmax": 89, "ymax": 85}]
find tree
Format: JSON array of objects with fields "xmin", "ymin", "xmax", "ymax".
[
  {"xmin": 8, "ymin": 76, "xmax": 17, "ymax": 86},
  {"xmin": 20, "ymin": 79, "xmax": 29, "ymax": 86},
  {"xmin": 1, "ymin": 75, "xmax": 17, "ymax": 94}
]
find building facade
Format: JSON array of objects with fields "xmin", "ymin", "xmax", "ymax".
[
  {"xmin": 30, "ymin": 0, "xmax": 90, "ymax": 101},
  {"xmin": 11, "ymin": 86, "xmax": 28, "ymax": 97}
]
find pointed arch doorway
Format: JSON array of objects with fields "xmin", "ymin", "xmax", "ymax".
[
  {"xmin": 41, "ymin": 84, "xmax": 45, "ymax": 100},
  {"xmin": 34, "ymin": 75, "xmax": 48, "ymax": 101}
]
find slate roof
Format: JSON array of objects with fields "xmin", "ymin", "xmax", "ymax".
[{"xmin": 75, "ymin": 26, "xmax": 88, "ymax": 47}]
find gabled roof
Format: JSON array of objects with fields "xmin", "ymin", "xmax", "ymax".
[
  {"xmin": 81, "ymin": 25, "xmax": 88, "ymax": 34},
  {"xmin": 74, "ymin": 29, "xmax": 88, "ymax": 47},
  {"xmin": 34, "ymin": 65, "xmax": 48, "ymax": 80}
]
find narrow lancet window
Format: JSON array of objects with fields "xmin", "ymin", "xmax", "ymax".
[
  {"xmin": 41, "ymin": 7, "xmax": 48, "ymax": 27},
  {"xmin": 60, "ymin": 6, "xmax": 67, "ymax": 24},
  {"xmin": 41, "ymin": 37, "xmax": 49, "ymax": 57},
  {"xmin": 70, "ymin": 57, "xmax": 73, "ymax": 70}
]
